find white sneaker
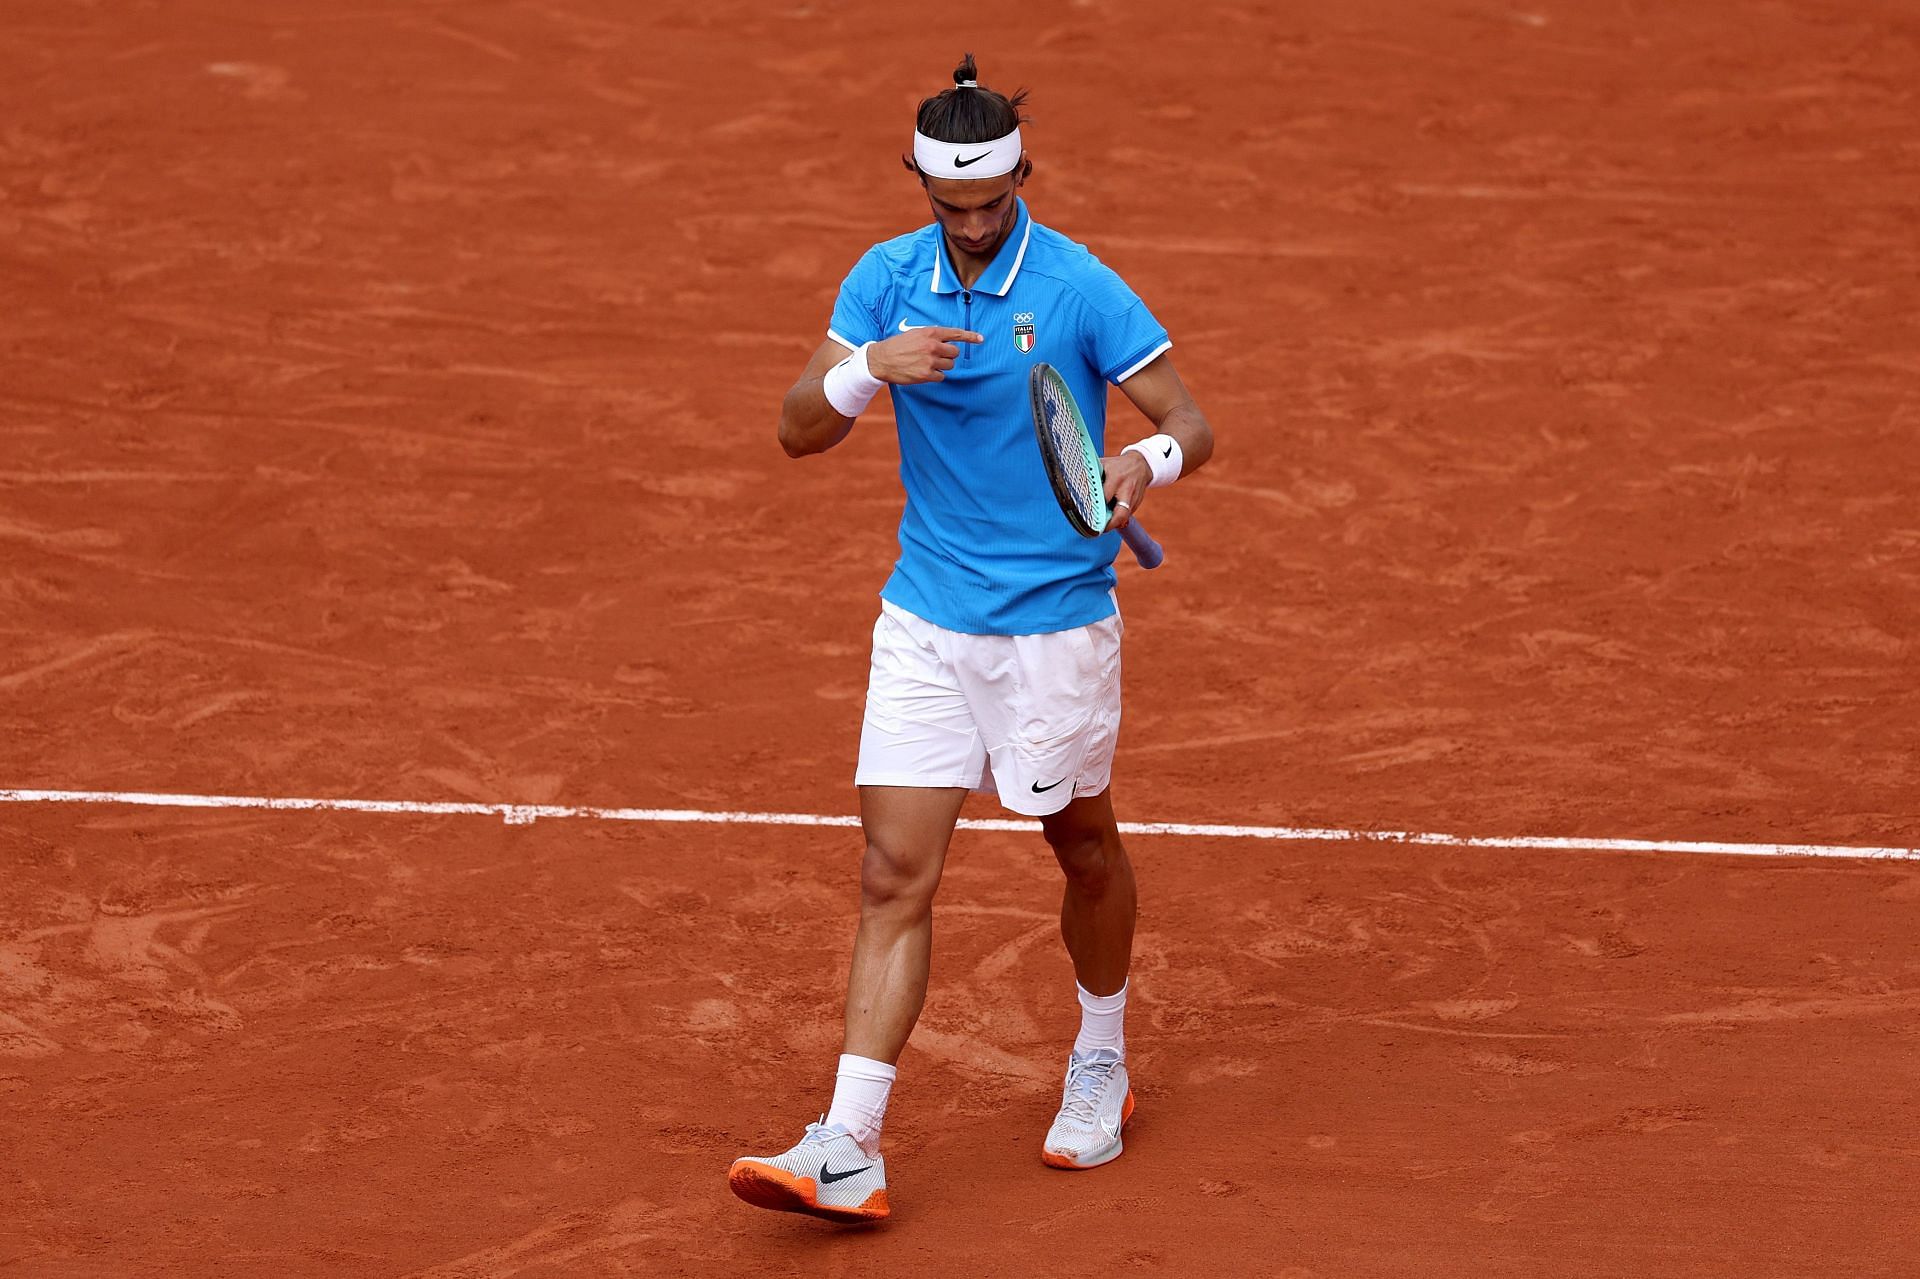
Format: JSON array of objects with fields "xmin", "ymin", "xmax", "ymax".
[
  {"xmin": 1042, "ymin": 1047, "xmax": 1136, "ymax": 1169},
  {"xmin": 728, "ymin": 1120, "xmax": 889, "ymax": 1222}
]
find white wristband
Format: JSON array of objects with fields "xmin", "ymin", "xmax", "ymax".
[
  {"xmin": 822, "ymin": 342, "xmax": 885, "ymax": 418},
  {"xmin": 1123, "ymin": 433, "xmax": 1183, "ymax": 488}
]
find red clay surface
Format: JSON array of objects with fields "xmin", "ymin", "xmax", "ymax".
[{"xmin": 3, "ymin": 0, "xmax": 1918, "ymax": 1274}]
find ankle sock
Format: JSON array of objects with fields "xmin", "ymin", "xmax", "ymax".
[
  {"xmin": 1074, "ymin": 980, "xmax": 1128, "ymax": 1057},
  {"xmin": 825, "ymin": 1053, "xmax": 895, "ymax": 1156}
]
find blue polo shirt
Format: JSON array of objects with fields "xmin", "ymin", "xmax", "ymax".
[{"xmin": 828, "ymin": 198, "xmax": 1171, "ymax": 636}]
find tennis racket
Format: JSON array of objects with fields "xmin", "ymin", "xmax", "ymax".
[{"xmin": 1028, "ymin": 363, "xmax": 1165, "ymax": 570}]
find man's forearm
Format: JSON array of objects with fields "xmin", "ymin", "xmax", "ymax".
[
  {"xmin": 779, "ymin": 379, "xmax": 855, "ymax": 458},
  {"xmin": 1157, "ymin": 399, "xmax": 1214, "ymax": 478}
]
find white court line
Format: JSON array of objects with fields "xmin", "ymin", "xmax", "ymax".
[{"xmin": 1, "ymin": 786, "xmax": 1915, "ymax": 861}]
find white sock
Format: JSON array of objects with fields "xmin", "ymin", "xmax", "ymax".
[
  {"xmin": 825, "ymin": 1053, "xmax": 895, "ymax": 1157},
  {"xmin": 1074, "ymin": 980, "xmax": 1128, "ymax": 1057}
]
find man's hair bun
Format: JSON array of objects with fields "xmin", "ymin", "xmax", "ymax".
[{"xmin": 916, "ymin": 52, "xmax": 1030, "ymax": 146}]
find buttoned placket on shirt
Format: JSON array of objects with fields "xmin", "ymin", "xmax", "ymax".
[{"xmin": 927, "ymin": 200, "xmax": 1035, "ymax": 366}]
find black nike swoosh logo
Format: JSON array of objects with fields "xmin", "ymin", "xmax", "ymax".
[
  {"xmin": 818, "ymin": 1161, "xmax": 873, "ymax": 1184},
  {"xmin": 1160, "ymin": 443, "xmax": 1173, "ymax": 458},
  {"xmin": 953, "ymin": 152, "xmax": 991, "ymax": 168},
  {"xmin": 1031, "ymin": 778, "xmax": 1065, "ymax": 794}
]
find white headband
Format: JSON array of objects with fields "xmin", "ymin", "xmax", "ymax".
[{"xmin": 913, "ymin": 126, "xmax": 1023, "ymax": 180}]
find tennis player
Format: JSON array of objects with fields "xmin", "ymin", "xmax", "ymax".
[{"xmin": 729, "ymin": 54, "xmax": 1215, "ymax": 1224}]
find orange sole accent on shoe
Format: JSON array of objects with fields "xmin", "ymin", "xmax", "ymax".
[
  {"xmin": 728, "ymin": 1161, "xmax": 890, "ymax": 1223},
  {"xmin": 1041, "ymin": 1090, "xmax": 1137, "ymax": 1170}
]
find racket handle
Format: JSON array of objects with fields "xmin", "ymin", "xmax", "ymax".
[{"xmin": 1120, "ymin": 520, "xmax": 1164, "ymax": 570}]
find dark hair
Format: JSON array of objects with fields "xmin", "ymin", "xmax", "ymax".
[
  {"xmin": 905, "ymin": 54, "xmax": 1034, "ymax": 180},
  {"xmin": 915, "ymin": 53, "xmax": 1030, "ymax": 143}
]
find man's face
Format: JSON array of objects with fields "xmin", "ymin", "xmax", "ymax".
[{"xmin": 922, "ymin": 167, "xmax": 1024, "ymax": 260}]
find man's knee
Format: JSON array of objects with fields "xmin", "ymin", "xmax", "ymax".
[
  {"xmin": 1046, "ymin": 824, "xmax": 1123, "ymax": 895},
  {"xmin": 859, "ymin": 836, "xmax": 941, "ymax": 913}
]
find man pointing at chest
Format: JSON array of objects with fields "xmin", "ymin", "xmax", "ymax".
[{"xmin": 729, "ymin": 52, "xmax": 1215, "ymax": 1224}]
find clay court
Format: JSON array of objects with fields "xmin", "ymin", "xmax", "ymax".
[{"xmin": 4, "ymin": 0, "xmax": 1918, "ymax": 1274}]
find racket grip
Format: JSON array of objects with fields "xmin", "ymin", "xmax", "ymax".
[{"xmin": 1121, "ymin": 520, "xmax": 1164, "ymax": 570}]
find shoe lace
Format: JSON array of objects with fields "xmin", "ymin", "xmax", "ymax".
[{"xmin": 1058, "ymin": 1054, "xmax": 1117, "ymax": 1127}]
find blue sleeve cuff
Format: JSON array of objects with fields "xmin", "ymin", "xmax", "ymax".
[{"xmin": 1108, "ymin": 337, "xmax": 1172, "ymax": 384}]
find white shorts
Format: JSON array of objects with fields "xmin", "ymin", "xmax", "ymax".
[{"xmin": 855, "ymin": 600, "xmax": 1123, "ymax": 817}]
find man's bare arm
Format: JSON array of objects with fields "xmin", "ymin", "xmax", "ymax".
[
  {"xmin": 1100, "ymin": 353, "xmax": 1215, "ymax": 529},
  {"xmin": 778, "ymin": 328, "xmax": 985, "ymax": 458},
  {"xmin": 778, "ymin": 340, "xmax": 859, "ymax": 458}
]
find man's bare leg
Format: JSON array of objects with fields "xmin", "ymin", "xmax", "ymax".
[
  {"xmin": 841, "ymin": 784, "xmax": 969, "ymax": 1063},
  {"xmin": 1036, "ymin": 787, "xmax": 1139, "ymax": 1169},
  {"xmin": 1040, "ymin": 789, "xmax": 1137, "ymax": 997},
  {"xmin": 727, "ymin": 784, "xmax": 964, "ymax": 1220}
]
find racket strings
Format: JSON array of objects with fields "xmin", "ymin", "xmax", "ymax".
[{"xmin": 1039, "ymin": 379, "xmax": 1102, "ymax": 526}]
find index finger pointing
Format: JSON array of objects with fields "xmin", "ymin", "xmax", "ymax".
[{"xmin": 930, "ymin": 327, "xmax": 984, "ymax": 343}]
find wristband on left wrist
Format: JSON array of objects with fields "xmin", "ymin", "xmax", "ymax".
[{"xmin": 1123, "ymin": 433, "xmax": 1183, "ymax": 488}]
